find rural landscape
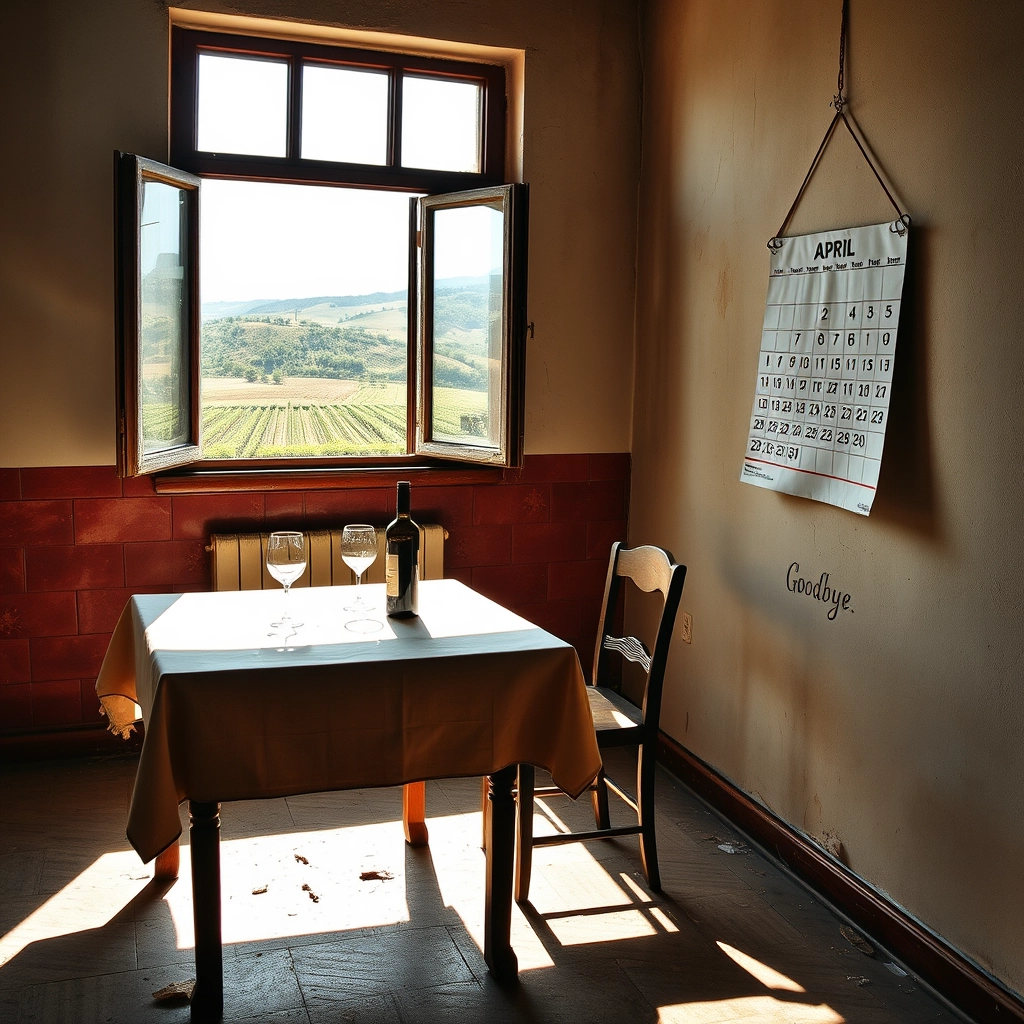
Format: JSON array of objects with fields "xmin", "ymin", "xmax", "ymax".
[{"xmin": 142, "ymin": 278, "xmax": 497, "ymax": 458}]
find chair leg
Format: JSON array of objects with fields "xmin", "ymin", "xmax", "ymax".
[
  {"xmin": 591, "ymin": 767, "xmax": 610, "ymax": 830},
  {"xmin": 514, "ymin": 763, "xmax": 535, "ymax": 904},
  {"xmin": 636, "ymin": 744, "xmax": 660, "ymax": 892},
  {"xmin": 480, "ymin": 774, "xmax": 494, "ymax": 852}
]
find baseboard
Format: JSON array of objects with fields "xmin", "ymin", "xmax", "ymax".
[
  {"xmin": 657, "ymin": 732, "xmax": 1024, "ymax": 1024},
  {"xmin": 0, "ymin": 723, "xmax": 143, "ymax": 763}
]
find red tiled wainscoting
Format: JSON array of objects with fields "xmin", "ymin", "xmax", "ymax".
[{"xmin": 0, "ymin": 454, "xmax": 629, "ymax": 755}]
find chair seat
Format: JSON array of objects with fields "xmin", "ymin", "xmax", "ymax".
[{"xmin": 588, "ymin": 686, "xmax": 643, "ymax": 742}]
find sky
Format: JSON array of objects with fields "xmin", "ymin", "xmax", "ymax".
[
  {"xmin": 190, "ymin": 52, "xmax": 495, "ymax": 304},
  {"xmin": 199, "ymin": 179, "xmax": 503, "ymax": 303}
]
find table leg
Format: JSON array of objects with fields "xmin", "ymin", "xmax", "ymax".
[
  {"xmin": 189, "ymin": 800, "xmax": 223, "ymax": 1023},
  {"xmin": 484, "ymin": 765, "xmax": 518, "ymax": 984},
  {"xmin": 403, "ymin": 781, "xmax": 429, "ymax": 847},
  {"xmin": 154, "ymin": 839, "xmax": 180, "ymax": 881}
]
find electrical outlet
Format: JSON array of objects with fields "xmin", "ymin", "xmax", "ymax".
[{"xmin": 680, "ymin": 612, "xmax": 692, "ymax": 644}]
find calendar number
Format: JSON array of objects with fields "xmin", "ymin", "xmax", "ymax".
[
  {"xmin": 852, "ymin": 433, "xmax": 866, "ymax": 447},
  {"xmin": 820, "ymin": 307, "xmax": 829, "ymax": 320}
]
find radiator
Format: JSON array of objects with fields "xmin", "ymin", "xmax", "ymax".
[{"xmin": 208, "ymin": 525, "xmax": 447, "ymax": 591}]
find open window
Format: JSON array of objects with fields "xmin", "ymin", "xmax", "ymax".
[
  {"xmin": 416, "ymin": 185, "xmax": 528, "ymax": 466},
  {"xmin": 115, "ymin": 154, "xmax": 202, "ymax": 476},
  {"xmin": 114, "ymin": 27, "xmax": 527, "ymax": 478}
]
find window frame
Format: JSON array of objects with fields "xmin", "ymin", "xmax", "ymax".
[
  {"xmin": 115, "ymin": 153, "xmax": 203, "ymax": 477},
  {"xmin": 115, "ymin": 27, "xmax": 524, "ymax": 480},
  {"xmin": 170, "ymin": 28, "xmax": 507, "ymax": 193},
  {"xmin": 416, "ymin": 184, "xmax": 528, "ymax": 466}
]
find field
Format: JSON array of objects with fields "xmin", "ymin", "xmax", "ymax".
[{"xmin": 190, "ymin": 378, "xmax": 488, "ymax": 458}]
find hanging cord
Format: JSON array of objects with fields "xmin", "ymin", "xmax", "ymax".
[{"xmin": 768, "ymin": 0, "xmax": 908, "ymax": 251}]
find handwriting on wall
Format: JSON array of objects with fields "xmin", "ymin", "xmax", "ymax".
[{"xmin": 786, "ymin": 562, "xmax": 854, "ymax": 621}]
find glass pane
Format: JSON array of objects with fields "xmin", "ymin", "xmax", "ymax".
[
  {"xmin": 401, "ymin": 75, "xmax": 482, "ymax": 173},
  {"xmin": 197, "ymin": 53, "xmax": 288, "ymax": 157},
  {"xmin": 301, "ymin": 64, "xmax": 389, "ymax": 165},
  {"xmin": 198, "ymin": 180, "xmax": 413, "ymax": 459},
  {"xmin": 140, "ymin": 181, "xmax": 191, "ymax": 453},
  {"xmin": 430, "ymin": 201, "xmax": 504, "ymax": 447}
]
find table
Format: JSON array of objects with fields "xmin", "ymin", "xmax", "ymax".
[{"xmin": 95, "ymin": 579, "xmax": 601, "ymax": 1022}]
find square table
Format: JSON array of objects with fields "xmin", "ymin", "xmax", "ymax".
[{"xmin": 95, "ymin": 579, "xmax": 601, "ymax": 1021}]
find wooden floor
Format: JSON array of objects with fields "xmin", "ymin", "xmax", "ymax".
[{"xmin": 0, "ymin": 750, "xmax": 966, "ymax": 1024}]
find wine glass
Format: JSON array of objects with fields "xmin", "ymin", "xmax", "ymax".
[
  {"xmin": 341, "ymin": 524, "xmax": 382, "ymax": 633},
  {"xmin": 266, "ymin": 531, "xmax": 306, "ymax": 636}
]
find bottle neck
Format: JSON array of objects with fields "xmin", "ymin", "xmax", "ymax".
[{"xmin": 396, "ymin": 481, "xmax": 411, "ymax": 517}]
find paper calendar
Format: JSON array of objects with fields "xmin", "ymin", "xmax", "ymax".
[{"xmin": 740, "ymin": 220, "xmax": 908, "ymax": 516}]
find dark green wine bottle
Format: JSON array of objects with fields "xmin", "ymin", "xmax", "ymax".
[{"xmin": 385, "ymin": 481, "xmax": 419, "ymax": 617}]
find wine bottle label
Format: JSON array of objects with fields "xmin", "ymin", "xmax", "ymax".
[{"xmin": 386, "ymin": 553, "xmax": 399, "ymax": 597}]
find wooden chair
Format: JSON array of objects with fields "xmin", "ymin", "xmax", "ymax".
[{"xmin": 514, "ymin": 541, "xmax": 686, "ymax": 901}]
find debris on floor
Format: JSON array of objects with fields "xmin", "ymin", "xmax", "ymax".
[
  {"xmin": 841, "ymin": 924, "xmax": 876, "ymax": 956},
  {"xmin": 717, "ymin": 842, "xmax": 747, "ymax": 854},
  {"xmin": 885, "ymin": 961, "xmax": 909, "ymax": 977},
  {"xmin": 360, "ymin": 869, "xmax": 394, "ymax": 881},
  {"xmin": 847, "ymin": 975, "xmax": 871, "ymax": 987},
  {"xmin": 152, "ymin": 979, "xmax": 195, "ymax": 1005},
  {"xmin": 251, "ymin": 884, "xmax": 268, "ymax": 895},
  {"xmin": 294, "ymin": 853, "xmax": 309, "ymax": 865},
  {"xmin": 301, "ymin": 883, "xmax": 320, "ymax": 902}
]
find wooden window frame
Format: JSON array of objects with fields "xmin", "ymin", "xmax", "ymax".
[
  {"xmin": 116, "ymin": 29, "xmax": 524, "ymax": 481},
  {"xmin": 170, "ymin": 28, "xmax": 506, "ymax": 193},
  {"xmin": 115, "ymin": 154, "xmax": 203, "ymax": 476},
  {"xmin": 416, "ymin": 184, "xmax": 528, "ymax": 467}
]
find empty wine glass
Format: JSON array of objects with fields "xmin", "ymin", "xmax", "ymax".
[
  {"xmin": 267, "ymin": 531, "xmax": 305, "ymax": 636},
  {"xmin": 341, "ymin": 524, "xmax": 382, "ymax": 632}
]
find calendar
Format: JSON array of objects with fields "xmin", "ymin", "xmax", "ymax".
[{"xmin": 740, "ymin": 220, "xmax": 908, "ymax": 516}]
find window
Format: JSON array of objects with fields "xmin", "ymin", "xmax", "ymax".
[{"xmin": 115, "ymin": 28, "xmax": 527, "ymax": 477}]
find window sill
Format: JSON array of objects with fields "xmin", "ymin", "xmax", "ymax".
[{"xmin": 152, "ymin": 463, "xmax": 506, "ymax": 494}]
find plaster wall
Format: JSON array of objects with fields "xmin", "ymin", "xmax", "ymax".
[
  {"xmin": 0, "ymin": 0, "xmax": 640, "ymax": 466},
  {"xmin": 631, "ymin": 0, "xmax": 1023, "ymax": 993}
]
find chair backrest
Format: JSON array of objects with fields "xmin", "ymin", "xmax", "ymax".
[{"xmin": 592, "ymin": 542, "xmax": 686, "ymax": 742}]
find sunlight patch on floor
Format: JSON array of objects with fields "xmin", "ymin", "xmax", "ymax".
[
  {"xmin": 2, "ymin": 805, "xmax": 681, "ymax": 975},
  {"xmin": 0, "ymin": 851, "xmax": 151, "ymax": 967},
  {"xmin": 716, "ymin": 941, "xmax": 806, "ymax": 992},
  {"xmin": 658, "ymin": 996, "xmax": 844, "ymax": 1023},
  {"xmin": 166, "ymin": 819, "xmax": 414, "ymax": 948}
]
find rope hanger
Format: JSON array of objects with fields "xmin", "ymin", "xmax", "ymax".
[{"xmin": 768, "ymin": 0, "xmax": 909, "ymax": 251}]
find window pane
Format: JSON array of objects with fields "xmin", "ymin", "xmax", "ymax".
[
  {"xmin": 401, "ymin": 75, "xmax": 482, "ymax": 173},
  {"xmin": 197, "ymin": 54, "xmax": 288, "ymax": 157},
  {"xmin": 301, "ymin": 64, "xmax": 389, "ymax": 165},
  {"xmin": 199, "ymin": 180, "xmax": 412, "ymax": 458},
  {"xmin": 430, "ymin": 202, "xmax": 504, "ymax": 447},
  {"xmin": 140, "ymin": 182, "xmax": 191, "ymax": 453}
]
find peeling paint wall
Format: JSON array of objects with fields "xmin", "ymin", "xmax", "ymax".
[{"xmin": 631, "ymin": 0, "xmax": 1024, "ymax": 994}]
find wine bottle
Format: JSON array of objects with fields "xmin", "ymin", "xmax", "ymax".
[{"xmin": 385, "ymin": 481, "xmax": 419, "ymax": 618}]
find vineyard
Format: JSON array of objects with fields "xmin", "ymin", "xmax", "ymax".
[{"xmin": 155, "ymin": 381, "xmax": 492, "ymax": 458}]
